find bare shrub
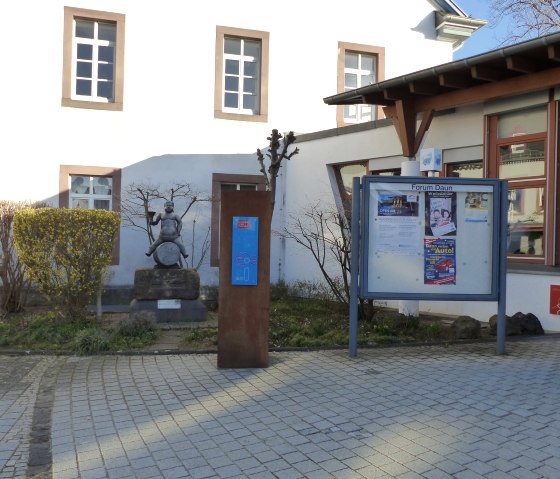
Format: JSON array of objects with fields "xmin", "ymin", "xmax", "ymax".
[
  {"xmin": 0, "ymin": 200, "xmax": 46, "ymax": 314},
  {"xmin": 279, "ymin": 202, "xmax": 351, "ymax": 305}
]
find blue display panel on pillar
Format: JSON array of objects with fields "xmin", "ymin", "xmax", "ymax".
[{"xmin": 232, "ymin": 216, "xmax": 259, "ymax": 285}]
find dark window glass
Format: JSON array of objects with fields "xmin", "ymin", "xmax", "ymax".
[
  {"xmin": 243, "ymin": 94, "xmax": 256, "ymax": 111},
  {"xmin": 97, "ymin": 80, "xmax": 113, "ymax": 99},
  {"xmin": 225, "ymin": 59, "xmax": 239, "ymax": 75},
  {"xmin": 98, "ymin": 63, "xmax": 113, "ymax": 81},
  {"xmin": 225, "ymin": 76, "xmax": 239, "ymax": 91},
  {"xmin": 224, "ymin": 37, "xmax": 241, "ymax": 55},
  {"xmin": 75, "ymin": 20, "xmax": 94, "ymax": 39},
  {"xmin": 224, "ymin": 92, "xmax": 237, "ymax": 108},
  {"xmin": 98, "ymin": 46, "xmax": 114, "ymax": 63},
  {"xmin": 77, "ymin": 43, "xmax": 93, "ymax": 60},
  {"xmin": 76, "ymin": 79, "xmax": 92, "ymax": 95},
  {"xmin": 98, "ymin": 22, "xmax": 116, "ymax": 42},
  {"xmin": 76, "ymin": 61, "xmax": 92, "ymax": 78}
]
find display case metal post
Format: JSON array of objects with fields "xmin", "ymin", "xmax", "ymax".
[
  {"xmin": 497, "ymin": 180, "xmax": 509, "ymax": 354},
  {"xmin": 349, "ymin": 177, "xmax": 361, "ymax": 358}
]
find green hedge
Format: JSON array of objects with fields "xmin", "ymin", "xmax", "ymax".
[{"xmin": 13, "ymin": 208, "xmax": 120, "ymax": 320}]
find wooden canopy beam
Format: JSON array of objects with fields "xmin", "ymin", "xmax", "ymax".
[
  {"xmin": 506, "ymin": 55, "xmax": 536, "ymax": 73},
  {"xmin": 386, "ymin": 100, "xmax": 434, "ymax": 158},
  {"xmin": 409, "ymin": 81, "xmax": 441, "ymax": 95},
  {"xmin": 439, "ymin": 72, "xmax": 470, "ymax": 89},
  {"xmin": 414, "ymin": 109, "xmax": 434, "ymax": 153},
  {"xmin": 548, "ymin": 45, "xmax": 560, "ymax": 61},
  {"xmin": 415, "ymin": 66, "xmax": 560, "ymax": 112},
  {"xmin": 471, "ymin": 65, "xmax": 502, "ymax": 82}
]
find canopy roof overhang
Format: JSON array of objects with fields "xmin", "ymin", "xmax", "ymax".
[{"xmin": 323, "ymin": 32, "xmax": 560, "ymax": 157}]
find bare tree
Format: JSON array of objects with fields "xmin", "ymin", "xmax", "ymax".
[
  {"xmin": 489, "ymin": 0, "xmax": 560, "ymax": 43},
  {"xmin": 121, "ymin": 182, "xmax": 211, "ymax": 269},
  {"xmin": 279, "ymin": 201, "xmax": 377, "ymax": 320},
  {"xmin": 279, "ymin": 202, "xmax": 351, "ymax": 305},
  {"xmin": 257, "ymin": 129, "xmax": 299, "ymax": 214}
]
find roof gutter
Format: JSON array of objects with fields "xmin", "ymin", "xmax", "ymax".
[{"xmin": 429, "ymin": 0, "xmax": 466, "ymax": 16}]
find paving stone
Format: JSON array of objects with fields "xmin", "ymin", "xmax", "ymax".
[{"xmin": 2, "ymin": 338, "xmax": 560, "ymax": 479}]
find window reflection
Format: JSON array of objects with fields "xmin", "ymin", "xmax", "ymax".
[
  {"xmin": 507, "ymin": 188, "xmax": 544, "ymax": 255},
  {"xmin": 93, "ymin": 177, "xmax": 112, "ymax": 195},
  {"xmin": 497, "ymin": 107, "xmax": 547, "ymax": 138},
  {"xmin": 446, "ymin": 161, "xmax": 483, "ymax": 178},
  {"xmin": 499, "ymin": 140, "xmax": 545, "ymax": 179},
  {"xmin": 71, "ymin": 176, "xmax": 90, "ymax": 194},
  {"xmin": 93, "ymin": 199, "xmax": 110, "ymax": 210},
  {"xmin": 69, "ymin": 175, "xmax": 113, "ymax": 210},
  {"xmin": 337, "ymin": 164, "xmax": 368, "ymax": 199},
  {"xmin": 71, "ymin": 198, "xmax": 89, "ymax": 209}
]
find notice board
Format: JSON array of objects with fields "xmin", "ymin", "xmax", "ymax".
[{"xmin": 360, "ymin": 176, "xmax": 502, "ymax": 301}]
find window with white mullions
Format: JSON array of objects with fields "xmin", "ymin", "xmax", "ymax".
[
  {"xmin": 223, "ymin": 37, "xmax": 261, "ymax": 114},
  {"xmin": 343, "ymin": 52, "xmax": 376, "ymax": 123},
  {"xmin": 73, "ymin": 19, "xmax": 116, "ymax": 102},
  {"xmin": 69, "ymin": 175, "xmax": 113, "ymax": 210}
]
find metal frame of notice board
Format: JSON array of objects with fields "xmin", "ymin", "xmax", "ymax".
[{"xmin": 349, "ymin": 175, "xmax": 509, "ymax": 357}]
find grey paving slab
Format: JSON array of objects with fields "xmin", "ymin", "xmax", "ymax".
[
  {"xmin": 3, "ymin": 336, "xmax": 560, "ymax": 478},
  {"xmin": 0, "ymin": 355, "xmax": 61, "ymax": 479}
]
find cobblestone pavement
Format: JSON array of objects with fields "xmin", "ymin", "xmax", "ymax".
[
  {"xmin": 2, "ymin": 337, "xmax": 560, "ymax": 478},
  {"xmin": 0, "ymin": 356, "xmax": 61, "ymax": 479}
]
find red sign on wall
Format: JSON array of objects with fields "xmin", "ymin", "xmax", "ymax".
[{"xmin": 550, "ymin": 285, "xmax": 560, "ymax": 314}]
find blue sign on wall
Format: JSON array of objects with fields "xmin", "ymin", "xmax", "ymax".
[{"xmin": 232, "ymin": 216, "xmax": 259, "ymax": 285}]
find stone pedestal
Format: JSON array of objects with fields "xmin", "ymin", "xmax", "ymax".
[{"xmin": 129, "ymin": 268, "xmax": 207, "ymax": 323}]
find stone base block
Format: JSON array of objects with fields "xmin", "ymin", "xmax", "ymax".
[
  {"xmin": 133, "ymin": 268, "xmax": 200, "ymax": 300},
  {"xmin": 129, "ymin": 299, "xmax": 207, "ymax": 323}
]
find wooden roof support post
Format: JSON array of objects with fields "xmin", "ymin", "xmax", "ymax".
[
  {"xmin": 385, "ymin": 100, "xmax": 434, "ymax": 159},
  {"xmin": 394, "ymin": 99, "xmax": 416, "ymax": 158},
  {"xmin": 414, "ymin": 109, "xmax": 434, "ymax": 153}
]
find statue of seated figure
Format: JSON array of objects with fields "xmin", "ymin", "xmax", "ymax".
[{"xmin": 146, "ymin": 201, "xmax": 189, "ymax": 259}]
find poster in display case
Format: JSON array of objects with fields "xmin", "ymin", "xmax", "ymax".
[{"xmin": 360, "ymin": 176, "xmax": 503, "ymax": 301}]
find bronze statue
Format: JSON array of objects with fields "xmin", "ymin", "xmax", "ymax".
[{"xmin": 146, "ymin": 201, "xmax": 189, "ymax": 259}]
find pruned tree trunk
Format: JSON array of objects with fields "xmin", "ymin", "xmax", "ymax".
[{"xmin": 256, "ymin": 129, "xmax": 299, "ymax": 215}]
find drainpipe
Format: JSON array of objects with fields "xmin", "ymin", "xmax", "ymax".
[
  {"xmin": 399, "ymin": 158, "xmax": 420, "ymax": 317},
  {"xmin": 276, "ymin": 157, "xmax": 287, "ymax": 283}
]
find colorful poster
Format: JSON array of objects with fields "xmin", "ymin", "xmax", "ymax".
[
  {"xmin": 374, "ymin": 191, "xmax": 422, "ymax": 255},
  {"xmin": 464, "ymin": 192, "xmax": 490, "ymax": 223},
  {"xmin": 377, "ymin": 191, "xmax": 419, "ymax": 217},
  {"xmin": 425, "ymin": 191, "xmax": 457, "ymax": 236},
  {"xmin": 424, "ymin": 238, "xmax": 456, "ymax": 285}
]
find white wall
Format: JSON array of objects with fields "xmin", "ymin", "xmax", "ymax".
[
  {"xmin": 1, "ymin": 0, "xmax": 459, "ymax": 288},
  {"xmin": 288, "ymin": 103, "xmax": 560, "ymax": 332}
]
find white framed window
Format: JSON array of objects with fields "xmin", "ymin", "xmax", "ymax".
[
  {"xmin": 223, "ymin": 37, "xmax": 261, "ymax": 115},
  {"xmin": 72, "ymin": 20, "xmax": 116, "ymax": 103},
  {"xmin": 60, "ymin": 166, "xmax": 121, "ymax": 264},
  {"xmin": 69, "ymin": 175, "xmax": 113, "ymax": 210},
  {"xmin": 62, "ymin": 7, "xmax": 125, "ymax": 111},
  {"xmin": 336, "ymin": 42, "xmax": 385, "ymax": 127},
  {"xmin": 344, "ymin": 52, "xmax": 376, "ymax": 123},
  {"xmin": 214, "ymin": 26, "xmax": 269, "ymax": 122}
]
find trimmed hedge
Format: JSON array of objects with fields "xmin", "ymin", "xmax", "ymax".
[{"xmin": 13, "ymin": 208, "xmax": 120, "ymax": 320}]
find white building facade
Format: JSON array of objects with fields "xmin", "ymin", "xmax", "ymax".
[
  {"xmin": 2, "ymin": 0, "xmax": 476, "ymax": 282},
  {"xmin": 290, "ymin": 33, "xmax": 560, "ymax": 332},
  {"xmin": 8, "ymin": 1, "xmax": 528, "ymax": 324}
]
